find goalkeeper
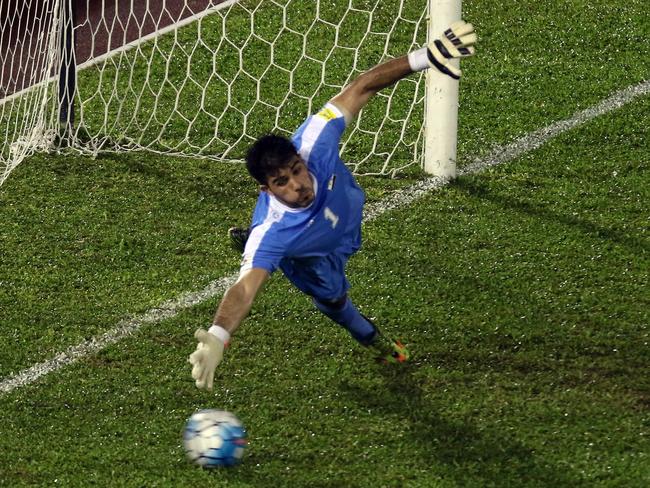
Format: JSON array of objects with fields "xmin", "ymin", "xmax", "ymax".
[{"xmin": 190, "ymin": 21, "xmax": 477, "ymax": 390}]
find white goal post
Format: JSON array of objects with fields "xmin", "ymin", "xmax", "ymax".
[
  {"xmin": 425, "ymin": 0, "xmax": 462, "ymax": 178},
  {"xmin": 0, "ymin": 0, "xmax": 462, "ymax": 187}
]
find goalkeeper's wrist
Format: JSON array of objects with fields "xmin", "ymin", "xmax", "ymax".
[
  {"xmin": 208, "ymin": 324, "xmax": 231, "ymax": 346},
  {"xmin": 407, "ymin": 47, "xmax": 430, "ymax": 72}
]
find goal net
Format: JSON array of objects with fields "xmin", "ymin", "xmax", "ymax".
[{"xmin": 1, "ymin": 0, "xmax": 429, "ymax": 186}]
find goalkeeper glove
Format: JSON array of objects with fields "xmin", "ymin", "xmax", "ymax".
[
  {"xmin": 408, "ymin": 20, "xmax": 477, "ymax": 79},
  {"xmin": 188, "ymin": 326, "xmax": 229, "ymax": 391}
]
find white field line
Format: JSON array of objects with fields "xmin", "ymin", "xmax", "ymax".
[
  {"xmin": 363, "ymin": 79, "xmax": 650, "ymax": 220},
  {"xmin": 1, "ymin": 79, "xmax": 649, "ymax": 395}
]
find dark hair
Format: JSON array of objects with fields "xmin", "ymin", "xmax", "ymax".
[{"xmin": 246, "ymin": 134, "xmax": 298, "ymax": 184}]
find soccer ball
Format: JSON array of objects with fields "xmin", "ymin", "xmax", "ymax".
[{"xmin": 183, "ymin": 409, "xmax": 247, "ymax": 468}]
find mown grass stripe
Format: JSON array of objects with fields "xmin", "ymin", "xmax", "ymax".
[
  {"xmin": 1, "ymin": 79, "xmax": 648, "ymax": 395},
  {"xmin": 364, "ymin": 79, "xmax": 650, "ymax": 221},
  {"xmin": 460, "ymin": 79, "xmax": 650, "ymax": 174}
]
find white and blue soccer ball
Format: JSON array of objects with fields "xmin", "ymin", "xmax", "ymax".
[{"xmin": 183, "ymin": 409, "xmax": 247, "ymax": 468}]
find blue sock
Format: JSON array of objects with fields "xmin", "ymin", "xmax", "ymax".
[{"xmin": 313, "ymin": 296, "xmax": 377, "ymax": 345}]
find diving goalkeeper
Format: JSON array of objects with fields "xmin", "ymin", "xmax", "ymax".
[{"xmin": 190, "ymin": 21, "xmax": 477, "ymax": 390}]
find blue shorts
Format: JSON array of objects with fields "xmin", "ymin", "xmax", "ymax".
[{"xmin": 279, "ymin": 249, "xmax": 355, "ymax": 302}]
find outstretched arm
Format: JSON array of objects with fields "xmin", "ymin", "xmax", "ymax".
[
  {"xmin": 189, "ymin": 267, "xmax": 269, "ymax": 390},
  {"xmin": 331, "ymin": 20, "xmax": 477, "ymax": 122},
  {"xmin": 213, "ymin": 267, "xmax": 269, "ymax": 335},
  {"xmin": 330, "ymin": 56, "xmax": 412, "ymax": 123}
]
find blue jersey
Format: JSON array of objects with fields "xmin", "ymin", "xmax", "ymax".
[{"xmin": 240, "ymin": 103, "xmax": 365, "ymax": 300}]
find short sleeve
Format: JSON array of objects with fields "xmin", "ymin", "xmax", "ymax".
[
  {"xmin": 292, "ymin": 103, "xmax": 347, "ymax": 167},
  {"xmin": 240, "ymin": 219, "xmax": 285, "ymax": 275}
]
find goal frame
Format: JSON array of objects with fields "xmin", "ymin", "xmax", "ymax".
[
  {"xmin": 61, "ymin": 0, "xmax": 463, "ymax": 178},
  {"xmin": 1, "ymin": 0, "xmax": 463, "ymax": 185},
  {"xmin": 424, "ymin": 0, "xmax": 462, "ymax": 178}
]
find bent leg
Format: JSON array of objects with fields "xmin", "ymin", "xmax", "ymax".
[{"xmin": 313, "ymin": 295, "xmax": 377, "ymax": 345}]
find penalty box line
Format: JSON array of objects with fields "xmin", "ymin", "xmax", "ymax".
[{"xmin": 1, "ymin": 79, "xmax": 648, "ymax": 395}]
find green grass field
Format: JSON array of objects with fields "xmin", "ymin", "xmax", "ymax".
[{"xmin": 1, "ymin": 0, "xmax": 649, "ymax": 486}]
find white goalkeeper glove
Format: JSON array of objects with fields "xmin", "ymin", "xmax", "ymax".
[
  {"xmin": 188, "ymin": 326, "xmax": 229, "ymax": 391},
  {"xmin": 408, "ymin": 20, "xmax": 477, "ymax": 79}
]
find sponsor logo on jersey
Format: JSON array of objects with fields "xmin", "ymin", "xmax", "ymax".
[{"xmin": 316, "ymin": 107, "xmax": 337, "ymax": 121}]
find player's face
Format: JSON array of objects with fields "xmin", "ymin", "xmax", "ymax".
[{"xmin": 262, "ymin": 156, "xmax": 315, "ymax": 208}]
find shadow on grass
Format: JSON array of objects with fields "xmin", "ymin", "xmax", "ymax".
[
  {"xmin": 451, "ymin": 178, "xmax": 649, "ymax": 255},
  {"xmin": 89, "ymin": 151, "xmax": 254, "ymax": 206},
  {"xmin": 337, "ymin": 363, "xmax": 579, "ymax": 487}
]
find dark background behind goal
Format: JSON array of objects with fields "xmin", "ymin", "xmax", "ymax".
[{"xmin": 1, "ymin": 0, "xmax": 226, "ymax": 99}]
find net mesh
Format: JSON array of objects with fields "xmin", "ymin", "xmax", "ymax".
[{"xmin": 1, "ymin": 0, "xmax": 428, "ymax": 186}]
